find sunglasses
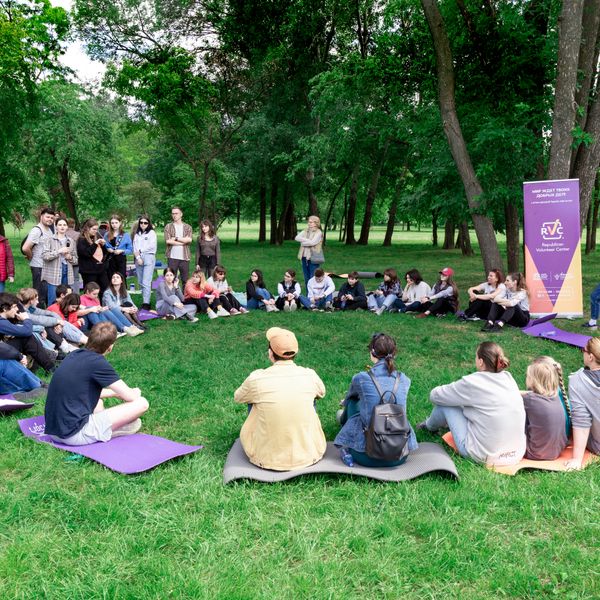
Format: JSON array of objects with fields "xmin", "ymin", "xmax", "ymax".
[{"xmin": 139, "ymin": 221, "xmax": 149, "ymax": 225}]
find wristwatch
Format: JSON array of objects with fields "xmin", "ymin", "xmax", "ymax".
[{"xmin": 175, "ymin": 236, "xmax": 179, "ymax": 241}]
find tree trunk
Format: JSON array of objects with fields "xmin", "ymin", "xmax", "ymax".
[
  {"xmin": 383, "ymin": 187, "xmax": 399, "ymax": 246},
  {"xmin": 421, "ymin": 0, "xmax": 503, "ymax": 273},
  {"xmin": 358, "ymin": 139, "xmax": 391, "ymax": 245},
  {"xmin": 457, "ymin": 221, "xmax": 474, "ymax": 256},
  {"xmin": 276, "ymin": 183, "xmax": 292, "ymax": 245},
  {"xmin": 0, "ymin": 214, "xmax": 5, "ymax": 237},
  {"xmin": 59, "ymin": 160, "xmax": 79, "ymax": 227},
  {"xmin": 235, "ymin": 195, "xmax": 241, "ymax": 245},
  {"xmin": 591, "ymin": 191, "xmax": 600, "ymax": 251},
  {"xmin": 432, "ymin": 209, "xmax": 439, "ymax": 246},
  {"xmin": 504, "ymin": 201, "xmax": 520, "ymax": 272},
  {"xmin": 323, "ymin": 171, "xmax": 351, "ymax": 243},
  {"xmin": 406, "ymin": 221, "xmax": 411, "ymax": 232},
  {"xmin": 306, "ymin": 168, "xmax": 319, "ymax": 216},
  {"xmin": 198, "ymin": 160, "xmax": 210, "ymax": 226},
  {"xmin": 284, "ymin": 201, "xmax": 297, "ymax": 240},
  {"xmin": 258, "ymin": 182, "xmax": 267, "ymax": 242},
  {"xmin": 587, "ymin": 173, "xmax": 600, "ymax": 253},
  {"xmin": 269, "ymin": 177, "xmax": 278, "ymax": 245},
  {"xmin": 443, "ymin": 220, "xmax": 455, "ymax": 249},
  {"xmin": 345, "ymin": 165, "xmax": 359, "ymax": 245},
  {"xmin": 339, "ymin": 187, "xmax": 348, "ymax": 242},
  {"xmin": 547, "ymin": 1, "xmax": 584, "ymax": 179}
]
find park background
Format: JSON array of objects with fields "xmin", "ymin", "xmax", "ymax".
[{"xmin": 2, "ymin": 1, "xmax": 600, "ymax": 598}]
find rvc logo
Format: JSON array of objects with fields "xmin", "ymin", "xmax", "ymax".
[{"xmin": 541, "ymin": 219, "xmax": 564, "ymax": 240}]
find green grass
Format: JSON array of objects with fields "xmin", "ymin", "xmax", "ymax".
[{"xmin": 1, "ymin": 227, "xmax": 599, "ymax": 599}]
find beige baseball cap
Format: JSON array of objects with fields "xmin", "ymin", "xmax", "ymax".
[{"xmin": 266, "ymin": 327, "xmax": 298, "ymax": 358}]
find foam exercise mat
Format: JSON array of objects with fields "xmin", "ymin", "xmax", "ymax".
[
  {"xmin": 19, "ymin": 415, "xmax": 203, "ymax": 474},
  {"xmin": 137, "ymin": 309, "xmax": 161, "ymax": 322},
  {"xmin": 0, "ymin": 395, "xmax": 34, "ymax": 414},
  {"xmin": 442, "ymin": 432, "xmax": 598, "ymax": 475},
  {"xmin": 522, "ymin": 318, "xmax": 591, "ymax": 349},
  {"xmin": 223, "ymin": 439, "xmax": 458, "ymax": 484}
]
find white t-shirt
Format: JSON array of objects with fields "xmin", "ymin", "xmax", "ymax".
[{"xmin": 171, "ymin": 224, "xmax": 185, "ymax": 260}]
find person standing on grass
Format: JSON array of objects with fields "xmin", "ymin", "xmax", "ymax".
[
  {"xmin": 0, "ymin": 233, "xmax": 15, "ymax": 293},
  {"xmin": 582, "ymin": 282, "xmax": 600, "ymax": 331},
  {"xmin": 22, "ymin": 207, "xmax": 56, "ymax": 305},
  {"xmin": 77, "ymin": 219, "xmax": 110, "ymax": 296},
  {"xmin": 41, "ymin": 217, "xmax": 77, "ymax": 306},
  {"xmin": 417, "ymin": 341, "xmax": 526, "ymax": 466},
  {"xmin": 132, "ymin": 215, "xmax": 157, "ymax": 311},
  {"xmin": 295, "ymin": 215, "xmax": 324, "ymax": 289},
  {"xmin": 234, "ymin": 327, "xmax": 326, "ymax": 471},
  {"xmin": 44, "ymin": 322, "xmax": 149, "ymax": 445},
  {"xmin": 164, "ymin": 207, "xmax": 193, "ymax": 286},
  {"xmin": 196, "ymin": 220, "xmax": 221, "ymax": 278},
  {"xmin": 565, "ymin": 338, "xmax": 600, "ymax": 470},
  {"xmin": 104, "ymin": 215, "xmax": 133, "ymax": 282}
]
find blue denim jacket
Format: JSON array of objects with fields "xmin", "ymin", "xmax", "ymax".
[{"xmin": 334, "ymin": 360, "xmax": 418, "ymax": 453}]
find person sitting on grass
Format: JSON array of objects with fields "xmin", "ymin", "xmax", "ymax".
[
  {"xmin": 565, "ymin": 338, "xmax": 600, "ymax": 470},
  {"xmin": 155, "ymin": 267, "xmax": 198, "ymax": 322},
  {"xmin": 48, "ymin": 292, "xmax": 87, "ymax": 336},
  {"xmin": 299, "ymin": 268, "xmax": 335, "ymax": 311},
  {"xmin": 0, "ymin": 293, "xmax": 56, "ymax": 374},
  {"xmin": 335, "ymin": 333, "xmax": 418, "ymax": 467},
  {"xmin": 367, "ymin": 269, "xmax": 402, "ymax": 315},
  {"xmin": 44, "ymin": 322, "xmax": 149, "ymax": 445},
  {"xmin": 415, "ymin": 267, "xmax": 458, "ymax": 318},
  {"xmin": 184, "ymin": 269, "xmax": 230, "ymax": 319},
  {"xmin": 234, "ymin": 327, "xmax": 326, "ymax": 471},
  {"xmin": 245, "ymin": 269, "xmax": 278, "ymax": 312},
  {"xmin": 522, "ymin": 356, "xmax": 569, "ymax": 461},
  {"xmin": 103, "ymin": 272, "xmax": 147, "ymax": 331},
  {"xmin": 275, "ymin": 269, "xmax": 301, "ymax": 312},
  {"xmin": 457, "ymin": 269, "xmax": 506, "ymax": 322},
  {"xmin": 481, "ymin": 272, "xmax": 530, "ymax": 332},
  {"xmin": 394, "ymin": 269, "xmax": 431, "ymax": 313},
  {"xmin": 207, "ymin": 265, "xmax": 247, "ymax": 315},
  {"xmin": 417, "ymin": 341, "xmax": 526, "ymax": 466},
  {"xmin": 0, "ymin": 340, "xmax": 45, "ymax": 400},
  {"xmin": 333, "ymin": 271, "xmax": 368, "ymax": 311}
]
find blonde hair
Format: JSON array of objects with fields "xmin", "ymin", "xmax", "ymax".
[
  {"xmin": 526, "ymin": 356, "xmax": 570, "ymax": 416},
  {"xmin": 17, "ymin": 288, "xmax": 38, "ymax": 304},
  {"xmin": 307, "ymin": 215, "xmax": 321, "ymax": 229},
  {"xmin": 585, "ymin": 338, "xmax": 600, "ymax": 364}
]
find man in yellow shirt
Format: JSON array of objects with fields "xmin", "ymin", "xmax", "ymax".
[{"xmin": 234, "ymin": 327, "xmax": 327, "ymax": 470}]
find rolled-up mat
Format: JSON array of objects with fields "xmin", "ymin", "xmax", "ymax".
[
  {"xmin": 0, "ymin": 395, "xmax": 34, "ymax": 414},
  {"xmin": 137, "ymin": 309, "xmax": 161, "ymax": 322},
  {"xmin": 19, "ymin": 415, "xmax": 202, "ymax": 474},
  {"xmin": 522, "ymin": 319, "xmax": 591, "ymax": 349},
  {"xmin": 223, "ymin": 439, "xmax": 458, "ymax": 484},
  {"xmin": 327, "ymin": 271, "xmax": 383, "ymax": 279},
  {"xmin": 442, "ymin": 432, "xmax": 598, "ymax": 475}
]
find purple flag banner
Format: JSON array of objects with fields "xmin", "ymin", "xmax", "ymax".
[{"xmin": 523, "ymin": 179, "xmax": 583, "ymax": 317}]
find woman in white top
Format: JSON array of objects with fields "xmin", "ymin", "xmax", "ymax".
[
  {"xmin": 458, "ymin": 269, "xmax": 506, "ymax": 321},
  {"xmin": 418, "ymin": 341, "xmax": 526, "ymax": 466},
  {"xmin": 394, "ymin": 269, "xmax": 431, "ymax": 313},
  {"xmin": 295, "ymin": 215, "xmax": 324, "ymax": 289},
  {"xmin": 132, "ymin": 215, "xmax": 157, "ymax": 310},
  {"xmin": 207, "ymin": 265, "xmax": 247, "ymax": 315},
  {"xmin": 481, "ymin": 272, "xmax": 529, "ymax": 332}
]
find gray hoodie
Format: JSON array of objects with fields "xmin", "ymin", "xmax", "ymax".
[{"xmin": 569, "ymin": 368, "xmax": 600, "ymax": 454}]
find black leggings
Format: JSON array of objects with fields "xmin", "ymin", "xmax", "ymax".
[
  {"xmin": 420, "ymin": 297, "xmax": 456, "ymax": 316},
  {"xmin": 275, "ymin": 296, "xmax": 299, "ymax": 310},
  {"xmin": 465, "ymin": 298, "xmax": 492, "ymax": 319},
  {"xmin": 81, "ymin": 271, "xmax": 110, "ymax": 296},
  {"xmin": 487, "ymin": 303, "xmax": 530, "ymax": 327},
  {"xmin": 333, "ymin": 297, "xmax": 368, "ymax": 310},
  {"xmin": 184, "ymin": 297, "xmax": 221, "ymax": 313},
  {"xmin": 219, "ymin": 293, "xmax": 241, "ymax": 312},
  {"xmin": 7, "ymin": 336, "xmax": 55, "ymax": 372}
]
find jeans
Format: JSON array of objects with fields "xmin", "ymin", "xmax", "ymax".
[
  {"xmin": 247, "ymin": 288, "xmax": 272, "ymax": 310},
  {"xmin": 0, "ymin": 281, "xmax": 4, "ymax": 292},
  {"xmin": 168, "ymin": 258, "xmax": 190, "ymax": 285},
  {"xmin": 0, "ymin": 360, "xmax": 42, "ymax": 394},
  {"xmin": 425, "ymin": 405, "xmax": 469, "ymax": 458},
  {"xmin": 85, "ymin": 308, "xmax": 131, "ymax": 332},
  {"xmin": 301, "ymin": 257, "xmax": 318, "ymax": 290},
  {"xmin": 394, "ymin": 299, "xmax": 422, "ymax": 313},
  {"xmin": 47, "ymin": 263, "xmax": 69, "ymax": 306},
  {"xmin": 591, "ymin": 283, "xmax": 600, "ymax": 320},
  {"xmin": 299, "ymin": 293, "xmax": 332, "ymax": 309},
  {"xmin": 367, "ymin": 294, "xmax": 397, "ymax": 311},
  {"xmin": 136, "ymin": 254, "xmax": 156, "ymax": 305}
]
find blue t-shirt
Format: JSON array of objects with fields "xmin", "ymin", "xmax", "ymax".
[{"xmin": 44, "ymin": 349, "xmax": 120, "ymax": 438}]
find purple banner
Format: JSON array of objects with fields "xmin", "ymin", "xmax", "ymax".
[{"xmin": 523, "ymin": 179, "xmax": 583, "ymax": 317}]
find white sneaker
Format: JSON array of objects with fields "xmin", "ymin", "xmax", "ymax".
[
  {"xmin": 125, "ymin": 326, "xmax": 143, "ymax": 337},
  {"xmin": 188, "ymin": 317, "xmax": 199, "ymax": 323},
  {"xmin": 265, "ymin": 304, "xmax": 275, "ymax": 312},
  {"xmin": 375, "ymin": 307, "xmax": 385, "ymax": 316},
  {"xmin": 290, "ymin": 301, "xmax": 297, "ymax": 312},
  {"xmin": 207, "ymin": 309, "xmax": 218, "ymax": 320},
  {"xmin": 116, "ymin": 332, "xmax": 127, "ymax": 339},
  {"xmin": 283, "ymin": 302, "xmax": 291, "ymax": 312},
  {"xmin": 216, "ymin": 307, "xmax": 231, "ymax": 317},
  {"xmin": 112, "ymin": 418, "xmax": 142, "ymax": 438},
  {"xmin": 271, "ymin": 305, "xmax": 280, "ymax": 312}
]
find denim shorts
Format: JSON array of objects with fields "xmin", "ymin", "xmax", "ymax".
[{"xmin": 50, "ymin": 411, "xmax": 112, "ymax": 445}]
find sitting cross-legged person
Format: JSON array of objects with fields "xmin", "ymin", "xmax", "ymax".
[
  {"xmin": 333, "ymin": 272, "xmax": 368, "ymax": 311},
  {"xmin": 234, "ymin": 327, "xmax": 327, "ymax": 471},
  {"xmin": 44, "ymin": 322, "xmax": 149, "ymax": 445},
  {"xmin": 0, "ymin": 340, "xmax": 45, "ymax": 400}
]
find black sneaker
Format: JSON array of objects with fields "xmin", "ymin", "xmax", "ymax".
[
  {"xmin": 13, "ymin": 387, "xmax": 46, "ymax": 400},
  {"xmin": 489, "ymin": 323, "xmax": 503, "ymax": 333},
  {"xmin": 481, "ymin": 322, "xmax": 493, "ymax": 332}
]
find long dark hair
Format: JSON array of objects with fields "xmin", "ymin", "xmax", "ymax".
[
  {"xmin": 109, "ymin": 272, "xmax": 128, "ymax": 299},
  {"xmin": 59, "ymin": 293, "xmax": 80, "ymax": 315},
  {"xmin": 134, "ymin": 215, "xmax": 154, "ymax": 235},
  {"xmin": 200, "ymin": 219, "xmax": 216, "ymax": 239},
  {"xmin": 405, "ymin": 269, "xmax": 423, "ymax": 285},
  {"xmin": 369, "ymin": 333, "xmax": 397, "ymax": 375},
  {"xmin": 80, "ymin": 218, "xmax": 99, "ymax": 244},
  {"xmin": 249, "ymin": 269, "xmax": 265, "ymax": 288}
]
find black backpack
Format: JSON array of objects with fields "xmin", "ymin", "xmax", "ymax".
[{"xmin": 364, "ymin": 370, "xmax": 411, "ymax": 462}]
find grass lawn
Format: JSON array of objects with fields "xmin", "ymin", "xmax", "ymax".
[{"xmin": 1, "ymin": 225, "xmax": 599, "ymax": 599}]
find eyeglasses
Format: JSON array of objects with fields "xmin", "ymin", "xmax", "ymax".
[{"xmin": 139, "ymin": 221, "xmax": 149, "ymax": 225}]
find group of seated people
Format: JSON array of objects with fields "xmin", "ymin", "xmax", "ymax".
[{"xmin": 37, "ymin": 321, "xmax": 600, "ymax": 472}]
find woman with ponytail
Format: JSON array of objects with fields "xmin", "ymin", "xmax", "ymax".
[
  {"xmin": 418, "ymin": 342, "xmax": 526, "ymax": 466},
  {"xmin": 522, "ymin": 356, "xmax": 570, "ymax": 460},
  {"xmin": 334, "ymin": 333, "xmax": 418, "ymax": 467},
  {"xmin": 565, "ymin": 338, "xmax": 600, "ymax": 469}
]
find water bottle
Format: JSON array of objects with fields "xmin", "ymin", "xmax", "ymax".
[
  {"xmin": 339, "ymin": 447, "xmax": 354, "ymax": 467},
  {"xmin": 130, "ymin": 283, "xmax": 135, "ymax": 292}
]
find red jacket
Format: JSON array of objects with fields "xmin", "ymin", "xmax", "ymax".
[{"xmin": 0, "ymin": 236, "xmax": 15, "ymax": 282}]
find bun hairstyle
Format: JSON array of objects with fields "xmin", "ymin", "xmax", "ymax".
[
  {"xmin": 476, "ymin": 341, "xmax": 509, "ymax": 373},
  {"xmin": 507, "ymin": 272, "xmax": 527, "ymax": 291},
  {"xmin": 369, "ymin": 333, "xmax": 397, "ymax": 375},
  {"xmin": 526, "ymin": 356, "xmax": 570, "ymax": 416},
  {"xmin": 585, "ymin": 338, "xmax": 600, "ymax": 364}
]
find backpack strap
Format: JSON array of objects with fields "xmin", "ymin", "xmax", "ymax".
[{"xmin": 367, "ymin": 370, "xmax": 400, "ymax": 405}]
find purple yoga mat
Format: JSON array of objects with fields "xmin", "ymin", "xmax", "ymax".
[
  {"xmin": 137, "ymin": 309, "xmax": 161, "ymax": 322},
  {"xmin": 522, "ymin": 319, "xmax": 591, "ymax": 349},
  {"xmin": 18, "ymin": 415, "xmax": 203, "ymax": 474},
  {"xmin": 0, "ymin": 395, "xmax": 34, "ymax": 414},
  {"xmin": 151, "ymin": 276, "xmax": 165, "ymax": 290}
]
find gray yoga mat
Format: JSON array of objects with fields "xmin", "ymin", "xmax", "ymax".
[{"xmin": 223, "ymin": 439, "xmax": 459, "ymax": 484}]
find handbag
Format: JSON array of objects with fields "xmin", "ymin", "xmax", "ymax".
[{"xmin": 310, "ymin": 248, "xmax": 325, "ymax": 264}]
